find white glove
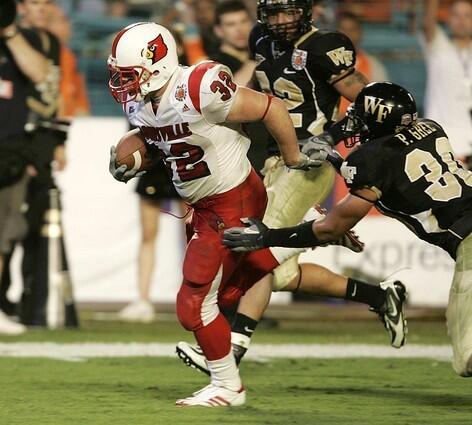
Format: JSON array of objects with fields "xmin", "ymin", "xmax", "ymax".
[
  {"xmin": 300, "ymin": 135, "xmax": 335, "ymax": 166},
  {"xmin": 109, "ymin": 146, "xmax": 146, "ymax": 183},
  {"xmin": 286, "ymin": 152, "xmax": 322, "ymax": 171}
]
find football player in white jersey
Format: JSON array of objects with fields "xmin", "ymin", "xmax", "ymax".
[{"xmin": 107, "ymin": 22, "xmax": 318, "ymax": 407}]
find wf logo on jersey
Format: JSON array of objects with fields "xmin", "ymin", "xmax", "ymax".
[
  {"xmin": 340, "ymin": 162, "xmax": 357, "ymax": 184},
  {"xmin": 364, "ymin": 96, "xmax": 393, "ymax": 123},
  {"xmin": 142, "ymin": 34, "xmax": 168, "ymax": 64},
  {"xmin": 141, "ymin": 123, "xmax": 192, "ymax": 145},
  {"xmin": 326, "ymin": 47, "xmax": 354, "ymax": 67}
]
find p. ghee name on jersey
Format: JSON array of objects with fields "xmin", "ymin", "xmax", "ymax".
[
  {"xmin": 125, "ymin": 61, "xmax": 251, "ymax": 204},
  {"xmin": 250, "ymin": 23, "xmax": 356, "ymax": 148},
  {"xmin": 342, "ymin": 119, "xmax": 472, "ymax": 258}
]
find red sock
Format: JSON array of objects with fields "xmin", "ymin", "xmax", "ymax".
[{"xmin": 194, "ymin": 313, "xmax": 231, "ymax": 361}]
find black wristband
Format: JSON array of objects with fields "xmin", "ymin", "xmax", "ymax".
[{"xmin": 263, "ymin": 220, "xmax": 320, "ymax": 248}]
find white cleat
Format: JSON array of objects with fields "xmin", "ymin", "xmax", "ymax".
[
  {"xmin": 176, "ymin": 341, "xmax": 210, "ymax": 375},
  {"xmin": 117, "ymin": 300, "xmax": 155, "ymax": 323},
  {"xmin": 0, "ymin": 310, "xmax": 26, "ymax": 335},
  {"xmin": 176, "ymin": 384, "xmax": 246, "ymax": 407}
]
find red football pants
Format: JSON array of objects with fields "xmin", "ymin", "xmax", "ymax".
[{"xmin": 176, "ymin": 169, "xmax": 279, "ymax": 360}]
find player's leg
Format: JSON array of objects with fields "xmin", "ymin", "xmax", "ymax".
[
  {"xmin": 446, "ymin": 234, "xmax": 472, "ymax": 377},
  {"xmin": 230, "ymin": 159, "xmax": 335, "ymax": 351},
  {"xmin": 175, "ymin": 170, "xmax": 270, "ymax": 406},
  {"xmin": 119, "ymin": 197, "xmax": 159, "ymax": 322},
  {"xmin": 175, "ymin": 221, "xmax": 247, "ymax": 406},
  {"xmin": 0, "ymin": 183, "xmax": 26, "ymax": 335}
]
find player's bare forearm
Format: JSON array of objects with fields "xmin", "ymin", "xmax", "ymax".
[
  {"xmin": 226, "ymin": 88, "xmax": 300, "ymax": 166},
  {"xmin": 3, "ymin": 25, "xmax": 48, "ymax": 83},
  {"xmin": 422, "ymin": 0, "xmax": 439, "ymax": 42},
  {"xmin": 334, "ymin": 71, "xmax": 369, "ymax": 102},
  {"xmin": 313, "ymin": 193, "xmax": 373, "ymax": 242},
  {"xmin": 262, "ymin": 96, "xmax": 300, "ymax": 166}
]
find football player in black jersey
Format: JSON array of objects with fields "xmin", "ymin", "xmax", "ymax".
[
  {"xmin": 176, "ymin": 0, "xmax": 408, "ymax": 374},
  {"xmin": 224, "ymin": 81, "xmax": 472, "ymax": 377}
]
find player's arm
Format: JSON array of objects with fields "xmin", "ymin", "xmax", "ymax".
[
  {"xmin": 422, "ymin": 0, "xmax": 439, "ymax": 43},
  {"xmin": 223, "ymin": 188, "xmax": 376, "ymax": 250},
  {"xmin": 0, "ymin": 24, "xmax": 48, "ymax": 84},
  {"xmin": 312, "ymin": 189, "xmax": 376, "ymax": 242},
  {"xmin": 226, "ymin": 87, "xmax": 301, "ymax": 167},
  {"xmin": 333, "ymin": 70, "xmax": 369, "ymax": 102}
]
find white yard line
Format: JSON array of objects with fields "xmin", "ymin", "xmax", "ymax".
[{"xmin": 0, "ymin": 342, "xmax": 452, "ymax": 362}]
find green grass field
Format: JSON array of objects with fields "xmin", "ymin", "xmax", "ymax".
[{"xmin": 0, "ymin": 316, "xmax": 470, "ymax": 425}]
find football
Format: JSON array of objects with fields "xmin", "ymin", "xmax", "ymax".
[{"xmin": 115, "ymin": 128, "xmax": 158, "ymax": 171}]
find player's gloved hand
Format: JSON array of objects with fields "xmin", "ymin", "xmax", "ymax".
[
  {"xmin": 0, "ymin": 0, "xmax": 17, "ymax": 29},
  {"xmin": 286, "ymin": 152, "xmax": 321, "ymax": 171},
  {"xmin": 300, "ymin": 135, "xmax": 335, "ymax": 165},
  {"xmin": 223, "ymin": 218, "xmax": 268, "ymax": 252},
  {"xmin": 109, "ymin": 145, "xmax": 146, "ymax": 183}
]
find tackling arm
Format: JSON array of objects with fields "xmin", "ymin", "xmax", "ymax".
[{"xmin": 223, "ymin": 188, "xmax": 376, "ymax": 251}]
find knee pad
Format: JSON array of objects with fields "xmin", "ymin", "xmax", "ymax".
[
  {"xmin": 272, "ymin": 256, "xmax": 300, "ymax": 291},
  {"xmin": 176, "ymin": 275, "xmax": 221, "ymax": 331}
]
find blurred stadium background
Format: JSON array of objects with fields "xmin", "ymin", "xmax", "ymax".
[{"xmin": 1, "ymin": 1, "xmax": 471, "ymax": 424}]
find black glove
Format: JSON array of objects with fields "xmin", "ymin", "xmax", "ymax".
[
  {"xmin": 0, "ymin": 0, "xmax": 17, "ymax": 29},
  {"xmin": 223, "ymin": 218, "xmax": 268, "ymax": 252}
]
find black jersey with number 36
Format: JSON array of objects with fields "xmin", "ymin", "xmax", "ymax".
[
  {"xmin": 341, "ymin": 119, "xmax": 472, "ymax": 258},
  {"xmin": 249, "ymin": 24, "xmax": 356, "ymax": 152}
]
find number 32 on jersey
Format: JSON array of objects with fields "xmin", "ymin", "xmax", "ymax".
[{"xmin": 256, "ymin": 70, "xmax": 305, "ymax": 128}]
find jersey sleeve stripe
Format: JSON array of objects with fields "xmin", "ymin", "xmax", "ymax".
[{"xmin": 188, "ymin": 61, "xmax": 218, "ymax": 113}]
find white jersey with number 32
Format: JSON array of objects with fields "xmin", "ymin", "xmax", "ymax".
[{"xmin": 124, "ymin": 61, "xmax": 252, "ymax": 204}]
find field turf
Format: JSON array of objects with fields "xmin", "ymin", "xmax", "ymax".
[{"xmin": 0, "ymin": 316, "xmax": 470, "ymax": 425}]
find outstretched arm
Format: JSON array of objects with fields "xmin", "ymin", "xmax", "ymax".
[
  {"xmin": 223, "ymin": 188, "xmax": 377, "ymax": 251},
  {"xmin": 422, "ymin": 0, "xmax": 439, "ymax": 43}
]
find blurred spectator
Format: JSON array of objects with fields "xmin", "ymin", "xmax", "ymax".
[
  {"xmin": 210, "ymin": 0, "xmax": 268, "ymax": 177},
  {"xmin": 48, "ymin": 3, "xmax": 90, "ymax": 118},
  {"xmin": 312, "ymin": 0, "xmax": 335, "ymax": 28},
  {"xmin": 10, "ymin": 0, "xmax": 70, "ymax": 326},
  {"xmin": 175, "ymin": 0, "xmax": 219, "ymax": 59},
  {"xmin": 0, "ymin": 0, "xmax": 49, "ymax": 334},
  {"xmin": 107, "ymin": 0, "xmax": 129, "ymax": 18},
  {"xmin": 337, "ymin": 12, "xmax": 389, "ymax": 115},
  {"xmin": 211, "ymin": 0, "xmax": 255, "ymax": 86},
  {"xmin": 421, "ymin": 0, "xmax": 472, "ymax": 161},
  {"xmin": 119, "ymin": 163, "xmax": 186, "ymax": 323},
  {"xmin": 77, "ymin": 0, "xmax": 106, "ymax": 16}
]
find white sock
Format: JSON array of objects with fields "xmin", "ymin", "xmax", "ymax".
[
  {"xmin": 231, "ymin": 331, "xmax": 251, "ymax": 349},
  {"xmin": 206, "ymin": 351, "xmax": 242, "ymax": 391}
]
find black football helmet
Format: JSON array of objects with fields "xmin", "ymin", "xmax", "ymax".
[
  {"xmin": 346, "ymin": 82, "xmax": 418, "ymax": 144},
  {"xmin": 257, "ymin": 0, "xmax": 313, "ymax": 43}
]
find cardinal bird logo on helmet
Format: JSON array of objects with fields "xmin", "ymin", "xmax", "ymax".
[{"xmin": 143, "ymin": 34, "xmax": 168, "ymax": 64}]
